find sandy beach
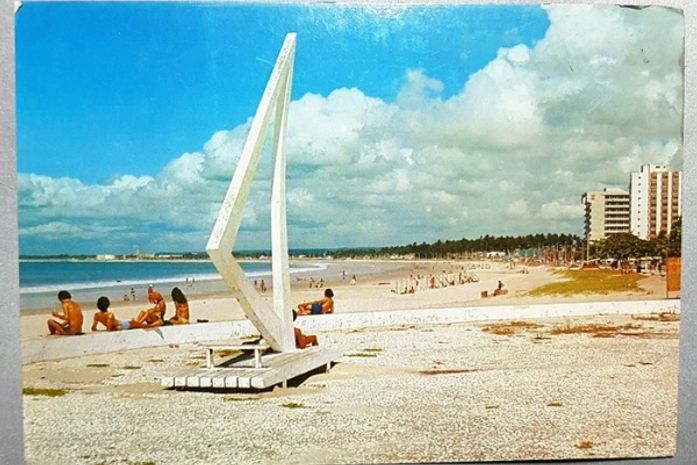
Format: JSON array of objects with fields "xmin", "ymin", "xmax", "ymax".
[
  {"xmin": 20, "ymin": 259, "xmax": 667, "ymax": 341},
  {"xmin": 19, "ymin": 259, "xmax": 679, "ymax": 464},
  {"xmin": 22, "ymin": 311, "xmax": 679, "ymax": 464}
]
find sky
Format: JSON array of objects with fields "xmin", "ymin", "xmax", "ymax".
[{"xmin": 15, "ymin": 3, "xmax": 684, "ymax": 255}]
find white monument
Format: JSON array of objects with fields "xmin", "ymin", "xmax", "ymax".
[{"xmin": 206, "ymin": 33, "xmax": 296, "ymax": 353}]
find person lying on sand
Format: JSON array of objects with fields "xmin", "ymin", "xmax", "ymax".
[
  {"xmin": 47, "ymin": 290, "xmax": 84, "ymax": 335},
  {"xmin": 297, "ymin": 288, "xmax": 334, "ymax": 315},
  {"xmin": 168, "ymin": 287, "xmax": 189, "ymax": 325},
  {"xmin": 293, "ymin": 310, "xmax": 318, "ymax": 348},
  {"xmin": 147, "ymin": 285, "xmax": 167, "ymax": 319},
  {"xmin": 92, "ymin": 296, "xmax": 130, "ymax": 331}
]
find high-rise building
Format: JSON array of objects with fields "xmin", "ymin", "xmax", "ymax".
[
  {"xmin": 629, "ymin": 164, "xmax": 682, "ymax": 240},
  {"xmin": 581, "ymin": 188, "xmax": 631, "ymax": 243}
]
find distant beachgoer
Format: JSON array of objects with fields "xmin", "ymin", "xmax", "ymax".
[
  {"xmin": 130, "ymin": 287, "xmax": 136, "ymax": 301},
  {"xmin": 260, "ymin": 279, "xmax": 267, "ymax": 293},
  {"xmin": 318, "ymin": 278, "xmax": 324, "ymax": 288},
  {"xmin": 92, "ymin": 296, "xmax": 129, "ymax": 331},
  {"xmin": 342, "ymin": 270, "xmax": 346, "ymax": 281},
  {"xmin": 297, "ymin": 288, "xmax": 335, "ymax": 315},
  {"xmin": 498, "ymin": 280, "xmax": 504, "ymax": 290},
  {"xmin": 47, "ymin": 290, "xmax": 84, "ymax": 335},
  {"xmin": 350, "ymin": 274, "xmax": 357, "ymax": 286},
  {"xmin": 123, "ymin": 294, "xmax": 129, "ymax": 302},
  {"xmin": 147, "ymin": 285, "xmax": 167, "ymax": 319},
  {"xmin": 293, "ymin": 310, "xmax": 318, "ymax": 349},
  {"xmin": 169, "ymin": 287, "xmax": 190, "ymax": 325},
  {"xmin": 309, "ymin": 277, "xmax": 315, "ymax": 288},
  {"xmin": 254, "ymin": 279, "xmax": 258, "ymax": 288}
]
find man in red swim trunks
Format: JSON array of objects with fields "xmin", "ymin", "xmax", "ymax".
[{"xmin": 293, "ymin": 310, "xmax": 318, "ymax": 348}]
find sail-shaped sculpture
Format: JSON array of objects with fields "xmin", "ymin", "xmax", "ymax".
[{"xmin": 206, "ymin": 34, "xmax": 296, "ymax": 352}]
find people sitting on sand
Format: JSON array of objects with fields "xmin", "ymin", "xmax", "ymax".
[
  {"xmin": 168, "ymin": 287, "xmax": 190, "ymax": 325},
  {"xmin": 128, "ymin": 286, "xmax": 166, "ymax": 329},
  {"xmin": 297, "ymin": 288, "xmax": 335, "ymax": 315},
  {"xmin": 293, "ymin": 310, "xmax": 318, "ymax": 349},
  {"xmin": 92, "ymin": 296, "xmax": 130, "ymax": 331},
  {"xmin": 129, "ymin": 307, "xmax": 164, "ymax": 329},
  {"xmin": 47, "ymin": 290, "xmax": 84, "ymax": 335},
  {"xmin": 147, "ymin": 285, "xmax": 167, "ymax": 319}
]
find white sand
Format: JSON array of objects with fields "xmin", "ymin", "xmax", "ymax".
[
  {"xmin": 20, "ymin": 260, "xmax": 678, "ymax": 464},
  {"xmin": 22, "ymin": 312, "xmax": 679, "ymax": 464},
  {"xmin": 22, "ymin": 260, "xmax": 667, "ymax": 340}
]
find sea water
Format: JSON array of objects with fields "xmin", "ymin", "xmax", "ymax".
[{"xmin": 19, "ymin": 260, "xmax": 325, "ymax": 311}]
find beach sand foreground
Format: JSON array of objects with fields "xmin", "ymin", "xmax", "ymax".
[
  {"xmin": 21, "ymin": 261, "xmax": 678, "ymax": 463},
  {"xmin": 22, "ymin": 312, "xmax": 678, "ymax": 465}
]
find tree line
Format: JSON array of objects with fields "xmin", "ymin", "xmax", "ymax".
[
  {"xmin": 594, "ymin": 217, "xmax": 681, "ymax": 260},
  {"xmin": 375, "ymin": 233, "xmax": 583, "ymax": 259}
]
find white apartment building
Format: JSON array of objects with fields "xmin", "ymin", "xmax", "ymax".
[
  {"xmin": 581, "ymin": 188, "xmax": 631, "ymax": 242},
  {"xmin": 629, "ymin": 164, "xmax": 682, "ymax": 240}
]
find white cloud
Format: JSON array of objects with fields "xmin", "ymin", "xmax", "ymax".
[
  {"xmin": 539, "ymin": 202, "xmax": 583, "ymax": 221},
  {"xmin": 20, "ymin": 222, "xmax": 83, "ymax": 237},
  {"xmin": 19, "ymin": 5, "xmax": 684, "ymax": 253},
  {"xmin": 507, "ymin": 199, "xmax": 530, "ymax": 219}
]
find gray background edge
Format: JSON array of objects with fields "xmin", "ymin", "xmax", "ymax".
[{"xmin": 1, "ymin": 0, "xmax": 694, "ymax": 464}]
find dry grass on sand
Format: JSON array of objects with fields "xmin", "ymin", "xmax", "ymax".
[
  {"xmin": 481, "ymin": 314, "xmax": 679, "ymax": 340},
  {"xmin": 481, "ymin": 320, "xmax": 543, "ymax": 336},
  {"xmin": 527, "ymin": 269, "xmax": 647, "ymax": 297}
]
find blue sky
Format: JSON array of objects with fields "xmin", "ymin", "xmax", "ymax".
[
  {"xmin": 17, "ymin": 3, "xmax": 548, "ymax": 181},
  {"xmin": 15, "ymin": 3, "xmax": 684, "ymax": 254}
]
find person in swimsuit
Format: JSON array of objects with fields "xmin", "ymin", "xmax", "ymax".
[
  {"xmin": 47, "ymin": 290, "xmax": 84, "ymax": 335},
  {"xmin": 91, "ymin": 296, "xmax": 130, "ymax": 331},
  {"xmin": 293, "ymin": 310, "xmax": 318, "ymax": 348},
  {"xmin": 129, "ymin": 306, "xmax": 164, "ymax": 329},
  {"xmin": 297, "ymin": 288, "xmax": 334, "ymax": 315},
  {"xmin": 147, "ymin": 285, "xmax": 167, "ymax": 319},
  {"xmin": 168, "ymin": 287, "xmax": 190, "ymax": 325},
  {"xmin": 127, "ymin": 286, "xmax": 166, "ymax": 329}
]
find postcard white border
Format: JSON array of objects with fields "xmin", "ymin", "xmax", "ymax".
[{"xmin": 1, "ymin": 1, "xmax": 694, "ymax": 464}]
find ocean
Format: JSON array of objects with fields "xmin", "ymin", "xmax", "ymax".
[{"xmin": 19, "ymin": 260, "xmax": 325, "ymax": 312}]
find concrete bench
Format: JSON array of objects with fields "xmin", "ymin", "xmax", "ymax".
[{"xmin": 204, "ymin": 342, "xmax": 270, "ymax": 369}]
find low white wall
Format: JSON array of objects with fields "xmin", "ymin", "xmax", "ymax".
[
  {"xmin": 22, "ymin": 299, "xmax": 680, "ymax": 364},
  {"xmin": 299, "ymin": 299, "xmax": 681, "ymax": 332},
  {"xmin": 23, "ymin": 320, "xmax": 258, "ymax": 364}
]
